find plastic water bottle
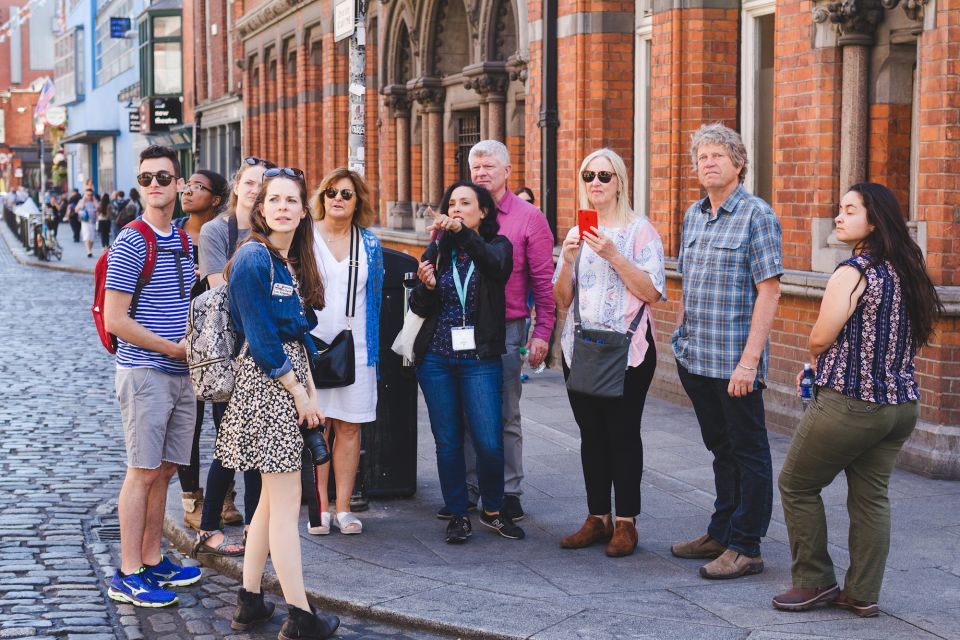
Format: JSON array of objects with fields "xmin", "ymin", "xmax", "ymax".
[
  {"xmin": 799, "ymin": 363, "xmax": 814, "ymax": 410},
  {"xmin": 519, "ymin": 347, "xmax": 546, "ymax": 382}
]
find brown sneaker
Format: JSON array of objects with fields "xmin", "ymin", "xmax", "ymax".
[
  {"xmin": 605, "ymin": 519, "xmax": 638, "ymax": 557},
  {"xmin": 699, "ymin": 549, "xmax": 764, "ymax": 579},
  {"xmin": 560, "ymin": 515, "xmax": 613, "ymax": 549},
  {"xmin": 181, "ymin": 490, "xmax": 203, "ymax": 532},
  {"xmin": 222, "ymin": 482, "xmax": 243, "ymax": 526},
  {"xmin": 831, "ymin": 592, "xmax": 879, "ymax": 618},
  {"xmin": 670, "ymin": 533, "xmax": 724, "ymax": 559},
  {"xmin": 772, "ymin": 584, "xmax": 839, "ymax": 611}
]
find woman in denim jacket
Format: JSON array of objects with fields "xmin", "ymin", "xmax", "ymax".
[{"xmin": 215, "ymin": 169, "xmax": 339, "ymax": 639}]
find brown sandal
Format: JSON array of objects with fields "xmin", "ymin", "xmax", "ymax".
[{"xmin": 192, "ymin": 529, "xmax": 244, "ymax": 558}]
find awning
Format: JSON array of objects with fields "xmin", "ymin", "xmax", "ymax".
[{"xmin": 61, "ymin": 130, "xmax": 121, "ymax": 144}]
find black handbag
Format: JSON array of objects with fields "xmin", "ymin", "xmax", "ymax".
[
  {"xmin": 565, "ymin": 248, "xmax": 644, "ymax": 398},
  {"xmin": 311, "ymin": 225, "xmax": 360, "ymax": 389}
]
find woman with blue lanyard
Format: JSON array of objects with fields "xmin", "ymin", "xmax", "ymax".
[{"xmin": 410, "ymin": 181, "xmax": 524, "ymax": 545}]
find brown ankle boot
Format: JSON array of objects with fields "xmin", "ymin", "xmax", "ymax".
[
  {"xmin": 222, "ymin": 482, "xmax": 242, "ymax": 525},
  {"xmin": 560, "ymin": 515, "xmax": 613, "ymax": 549},
  {"xmin": 181, "ymin": 490, "xmax": 203, "ymax": 532},
  {"xmin": 606, "ymin": 519, "xmax": 638, "ymax": 557}
]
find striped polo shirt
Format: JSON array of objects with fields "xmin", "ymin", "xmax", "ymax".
[{"xmin": 105, "ymin": 219, "xmax": 195, "ymax": 375}]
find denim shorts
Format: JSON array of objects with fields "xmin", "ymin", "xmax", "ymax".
[{"xmin": 115, "ymin": 367, "xmax": 196, "ymax": 469}]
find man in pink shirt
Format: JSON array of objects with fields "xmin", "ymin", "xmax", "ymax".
[{"xmin": 449, "ymin": 140, "xmax": 556, "ymax": 522}]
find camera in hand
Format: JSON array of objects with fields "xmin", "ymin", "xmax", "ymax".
[{"xmin": 300, "ymin": 421, "xmax": 330, "ymax": 465}]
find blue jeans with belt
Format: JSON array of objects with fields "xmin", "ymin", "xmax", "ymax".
[{"xmin": 418, "ymin": 353, "xmax": 504, "ymax": 517}]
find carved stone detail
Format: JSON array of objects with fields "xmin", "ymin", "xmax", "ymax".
[
  {"xmin": 466, "ymin": 0, "xmax": 481, "ymax": 38},
  {"xmin": 506, "ymin": 53, "xmax": 528, "ymax": 83},
  {"xmin": 412, "ymin": 86, "xmax": 445, "ymax": 108},
  {"xmin": 382, "ymin": 85, "xmax": 412, "ymax": 115},
  {"xmin": 236, "ymin": 0, "xmax": 307, "ymax": 39},
  {"xmin": 464, "ymin": 73, "xmax": 509, "ymax": 96},
  {"xmin": 881, "ymin": 0, "xmax": 929, "ymax": 21},
  {"xmin": 817, "ymin": 0, "xmax": 885, "ymax": 44}
]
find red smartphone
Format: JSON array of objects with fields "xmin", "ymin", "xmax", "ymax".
[{"xmin": 577, "ymin": 209, "xmax": 598, "ymax": 239}]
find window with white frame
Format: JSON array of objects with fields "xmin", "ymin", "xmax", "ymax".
[
  {"xmin": 54, "ymin": 27, "xmax": 84, "ymax": 104},
  {"xmin": 740, "ymin": 0, "xmax": 776, "ymax": 205},
  {"xmin": 95, "ymin": 0, "xmax": 136, "ymax": 86},
  {"xmin": 633, "ymin": 8, "xmax": 653, "ymax": 216},
  {"xmin": 97, "ymin": 139, "xmax": 116, "ymax": 194}
]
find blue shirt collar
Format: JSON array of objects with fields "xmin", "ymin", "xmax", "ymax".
[{"xmin": 697, "ymin": 183, "xmax": 748, "ymax": 218}]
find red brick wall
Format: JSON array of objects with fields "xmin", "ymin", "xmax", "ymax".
[
  {"xmin": 868, "ymin": 102, "xmax": 912, "ymax": 215},
  {"xmin": 0, "ymin": 0, "xmax": 51, "ymax": 90}
]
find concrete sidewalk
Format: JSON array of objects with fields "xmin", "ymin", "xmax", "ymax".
[
  {"xmin": 1, "ymin": 215, "xmax": 98, "ymax": 274},
  {"xmin": 164, "ymin": 368, "xmax": 960, "ymax": 639}
]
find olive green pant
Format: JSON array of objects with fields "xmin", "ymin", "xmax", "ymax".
[{"xmin": 778, "ymin": 386, "xmax": 918, "ymax": 602}]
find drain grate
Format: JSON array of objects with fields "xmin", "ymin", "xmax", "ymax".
[{"xmin": 91, "ymin": 518, "xmax": 122, "ymax": 542}]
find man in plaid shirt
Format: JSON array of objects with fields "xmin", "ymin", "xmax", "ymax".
[{"xmin": 670, "ymin": 124, "xmax": 783, "ymax": 580}]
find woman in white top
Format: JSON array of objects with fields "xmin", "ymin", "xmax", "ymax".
[
  {"xmin": 552, "ymin": 148, "xmax": 666, "ymax": 558},
  {"xmin": 306, "ymin": 168, "xmax": 384, "ymax": 536}
]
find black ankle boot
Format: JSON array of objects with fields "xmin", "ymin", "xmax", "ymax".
[
  {"xmin": 231, "ymin": 588, "xmax": 276, "ymax": 631},
  {"xmin": 278, "ymin": 604, "xmax": 340, "ymax": 640}
]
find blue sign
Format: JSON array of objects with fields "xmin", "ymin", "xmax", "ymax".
[{"xmin": 110, "ymin": 17, "xmax": 132, "ymax": 38}]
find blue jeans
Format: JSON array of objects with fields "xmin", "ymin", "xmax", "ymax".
[
  {"xmin": 677, "ymin": 363, "xmax": 772, "ymax": 557},
  {"xmin": 418, "ymin": 353, "xmax": 504, "ymax": 516}
]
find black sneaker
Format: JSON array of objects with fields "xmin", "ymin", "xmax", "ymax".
[
  {"xmin": 502, "ymin": 495, "xmax": 525, "ymax": 522},
  {"xmin": 479, "ymin": 511, "xmax": 525, "ymax": 540},
  {"xmin": 437, "ymin": 502, "xmax": 477, "ymax": 520},
  {"xmin": 445, "ymin": 516, "xmax": 472, "ymax": 544}
]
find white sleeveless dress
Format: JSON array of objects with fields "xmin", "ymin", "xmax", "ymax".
[{"xmin": 310, "ymin": 228, "xmax": 378, "ymax": 423}]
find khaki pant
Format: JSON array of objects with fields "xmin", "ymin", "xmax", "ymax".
[{"xmin": 778, "ymin": 387, "xmax": 918, "ymax": 602}]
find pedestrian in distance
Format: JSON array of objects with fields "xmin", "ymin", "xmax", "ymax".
[
  {"xmin": 515, "ymin": 186, "xmax": 535, "ymax": 205},
  {"xmin": 79, "ymin": 188, "xmax": 99, "ymax": 257},
  {"xmin": 450, "ymin": 140, "xmax": 555, "ymax": 523},
  {"xmin": 411, "ymin": 180, "xmax": 525, "ymax": 544},
  {"xmin": 103, "ymin": 145, "xmax": 200, "ymax": 607},
  {"xmin": 169, "ymin": 168, "xmax": 246, "ymax": 556},
  {"xmin": 552, "ymin": 148, "xmax": 666, "ymax": 557},
  {"xmin": 191, "ymin": 157, "xmax": 276, "ymax": 556},
  {"xmin": 670, "ymin": 123, "xmax": 783, "ymax": 579},
  {"xmin": 111, "ymin": 190, "xmax": 128, "ymax": 241},
  {"xmin": 772, "ymin": 183, "xmax": 943, "ymax": 617},
  {"xmin": 96, "ymin": 193, "xmax": 112, "ymax": 249},
  {"xmin": 64, "ymin": 188, "xmax": 81, "ymax": 242},
  {"xmin": 303, "ymin": 168, "xmax": 384, "ymax": 536},
  {"xmin": 216, "ymin": 167, "xmax": 340, "ymax": 639}
]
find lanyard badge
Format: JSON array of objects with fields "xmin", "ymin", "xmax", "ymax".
[{"xmin": 451, "ymin": 250, "xmax": 476, "ymax": 351}]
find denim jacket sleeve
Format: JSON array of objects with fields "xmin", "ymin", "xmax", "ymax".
[{"xmin": 228, "ymin": 244, "xmax": 293, "ymax": 378}]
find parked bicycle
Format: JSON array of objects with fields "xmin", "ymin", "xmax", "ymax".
[{"xmin": 32, "ymin": 211, "xmax": 63, "ymax": 262}]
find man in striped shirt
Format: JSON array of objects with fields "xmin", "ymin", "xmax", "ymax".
[{"xmin": 103, "ymin": 145, "xmax": 201, "ymax": 607}]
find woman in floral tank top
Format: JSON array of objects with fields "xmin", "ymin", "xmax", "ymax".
[{"xmin": 773, "ymin": 183, "xmax": 943, "ymax": 617}]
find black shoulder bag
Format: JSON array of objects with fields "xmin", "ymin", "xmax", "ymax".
[
  {"xmin": 310, "ymin": 225, "xmax": 360, "ymax": 389},
  {"xmin": 565, "ymin": 247, "xmax": 645, "ymax": 398}
]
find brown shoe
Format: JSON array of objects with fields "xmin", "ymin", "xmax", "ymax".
[
  {"xmin": 606, "ymin": 519, "xmax": 638, "ymax": 557},
  {"xmin": 222, "ymin": 482, "xmax": 243, "ymax": 525},
  {"xmin": 671, "ymin": 533, "xmax": 724, "ymax": 559},
  {"xmin": 772, "ymin": 584, "xmax": 839, "ymax": 611},
  {"xmin": 831, "ymin": 592, "xmax": 879, "ymax": 618},
  {"xmin": 181, "ymin": 490, "xmax": 203, "ymax": 532},
  {"xmin": 699, "ymin": 549, "xmax": 764, "ymax": 579},
  {"xmin": 560, "ymin": 515, "xmax": 613, "ymax": 549}
]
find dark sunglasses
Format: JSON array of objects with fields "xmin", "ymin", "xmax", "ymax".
[
  {"xmin": 244, "ymin": 156, "xmax": 278, "ymax": 169},
  {"xmin": 262, "ymin": 167, "xmax": 304, "ymax": 181},
  {"xmin": 581, "ymin": 170, "xmax": 614, "ymax": 184},
  {"xmin": 323, "ymin": 187, "xmax": 354, "ymax": 201},
  {"xmin": 137, "ymin": 171, "xmax": 176, "ymax": 187}
]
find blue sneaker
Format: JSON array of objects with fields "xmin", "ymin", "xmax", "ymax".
[
  {"xmin": 142, "ymin": 555, "xmax": 202, "ymax": 587},
  {"xmin": 108, "ymin": 570, "xmax": 178, "ymax": 608}
]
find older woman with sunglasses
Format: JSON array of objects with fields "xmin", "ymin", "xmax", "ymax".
[
  {"xmin": 552, "ymin": 148, "xmax": 665, "ymax": 557},
  {"xmin": 302, "ymin": 168, "xmax": 383, "ymax": 536}
]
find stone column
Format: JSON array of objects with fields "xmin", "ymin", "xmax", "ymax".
[
  {"xmin": 413, "ymin": 83, "xmax": 446, "ymax": 207},
  {"xmin": 464, "ymin": 66, "xmax": 509, "ymax": 143},
  {"xmin": 383, "ymin": 86, "xmax": 413, "ymax": 229}
]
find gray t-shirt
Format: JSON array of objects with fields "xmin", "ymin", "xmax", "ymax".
[{"xmin": 198, "ymin": 215, "xmax": 251, "ymax": 279}]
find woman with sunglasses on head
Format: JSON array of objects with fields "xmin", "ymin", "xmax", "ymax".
[
  {"xmin": 552, "ymin": 148, "xmax": 665, "ymax": 558},
  {"xmin": 217, "ymin": 167, "xmax": 340, "ymax": 639},
  {"xmin": 302, "ymin": 169, "xmax": 383, "ymax": 536},
  {"xmin": 411, "ymin": 181, "xmax": 524, "ymax": 545},
  {"xmin": 773, "ymin": 184, "xmax": 942, "ymax": 617},
  {"xmin": 189, "ymin": 157, "xmax": 277, "ymax": 558}
]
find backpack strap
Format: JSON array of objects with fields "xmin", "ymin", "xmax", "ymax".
[
  {"xmin": 125, "ymin": 219, "xmax": 158, "ymax": 320},
  {"xmin": 227, "ymin": 215, "xmax": 239, "ymax": 259}
]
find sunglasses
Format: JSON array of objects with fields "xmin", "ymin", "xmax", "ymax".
[
  {"xmin": 137, "ymin": 171, "xmax": 176, "ymax": 187},
  {"xmin": 323, "ymin": 187, "xmax": 354, "ymax": 201},
  {"xmin": 244, "ymin": 156, "xmax": 278, "ymax": 169},
  {"xmin": 581, "ymin": 170, "xmax": 615, "ymax": 184},
  {"xmin": 262, "ymin": 167, "xmax": 305, "ymax": 181}
]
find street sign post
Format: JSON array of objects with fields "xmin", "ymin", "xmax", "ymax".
[
  {"xmin": 110, "ymin": 17, "xmax": 131, "ymax": 38},
  {"xmin": 334, "ymin": 0, "xmax": 355, "ymax": 42}
]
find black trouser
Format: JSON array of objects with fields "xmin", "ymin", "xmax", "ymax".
[
  {"xmin": 563, "ymin": 328, "xmax": 657, "ymax": 519},
  {"xmin": 97, "ymin": 220, "xmax": 111, "ymax": 247},
  {"xmin": 176, "ymin": 400, "xmax": 206, "ymax": 492},
  {"xmin": 68, "ymin": 217, "xmax": 81, "ymax": 242}
]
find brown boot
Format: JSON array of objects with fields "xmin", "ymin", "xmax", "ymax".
[
  {"xmin": 699, "ymin": 549, "xmax": 764, "ymax": 579},
  {"xmin": 181, "ymin": 490, "xmax": 203, "ymax": 532},
  {"xmin": 560, "ymin": 515, "xmax": 613, "ymax": 549},
  {"xmin": 222, "ymin": 482, "xmax": 242, "ymax": 525},
  {"xmin": 606, "ymin": 519, "xmax": 638, "ymax": 557},
  {"xmin": 670, "ymin": 533, "xmax": 724, "ymax": 559}
]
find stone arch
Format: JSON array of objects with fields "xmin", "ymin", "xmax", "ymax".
[
  {"xmin": 382, "ymin": 3, "xmax": 420, "ymax": 87},
  {"xmin": 425, "ymin": 0, "xmax": 472, "ymax": 77},
  {"xmin": 482, "ymin": 0, "xmax": 518, "ymax": 63}
]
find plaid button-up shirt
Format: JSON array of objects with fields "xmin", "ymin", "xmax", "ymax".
[{"xmin": 672, "ymin": 184, "xmax": 783, "ymax": 382}]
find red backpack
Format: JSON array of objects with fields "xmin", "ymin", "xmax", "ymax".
[{"xmin": 92, "ymin": 219, "xmax": 190, "ymax": 353}]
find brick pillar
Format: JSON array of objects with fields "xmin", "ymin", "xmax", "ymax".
[
  {"xmin": 304, "ymin": 37, "xmax": 323, "ymax": 187},
  {"xmin": 194, "ymin": 0, "xmax": 208, "ymax": 104},
  {"xmin": 245, "ymin": 63, "xmax": 261, "ymax": 158}
]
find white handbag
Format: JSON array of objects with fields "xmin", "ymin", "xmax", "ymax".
[{"xmin": 391, "ymin": 309, "xmax": 425, "ymax": 361}]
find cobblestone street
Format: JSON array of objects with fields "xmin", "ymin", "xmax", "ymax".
[{"xmin": 0, "ymin": 236, "xmax": 446, "ymax": 640}]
